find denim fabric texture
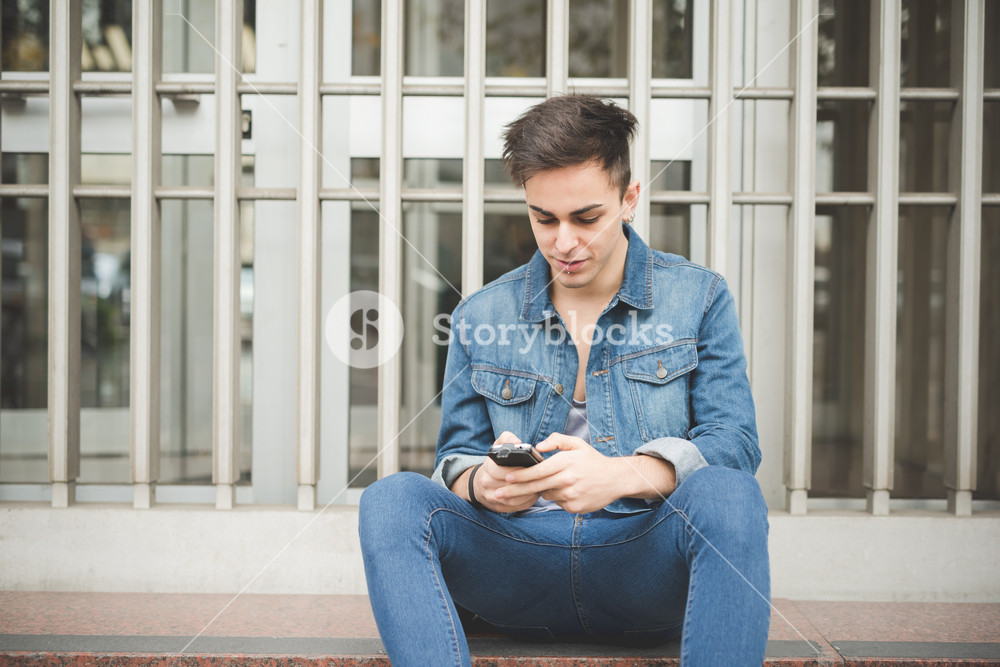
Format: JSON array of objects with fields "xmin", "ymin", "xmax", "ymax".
[{"xmin": 432, "ymin": 224, "xmax": 760, "ymax": 514}]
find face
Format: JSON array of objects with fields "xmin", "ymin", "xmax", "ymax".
[{"xmin": 523, "ymin": 162, "xmax": 639, "ymax": 297}]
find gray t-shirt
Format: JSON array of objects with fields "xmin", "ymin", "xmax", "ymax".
[{"xmin": 520, "ymin": 398, "xmax": 590, "ymax": 514}]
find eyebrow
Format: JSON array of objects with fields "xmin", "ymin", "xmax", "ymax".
[{"xmin": 528, "ymin": 203, "xmax": 604, "ymax": 217}]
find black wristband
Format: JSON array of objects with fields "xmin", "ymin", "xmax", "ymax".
[{"xmin": 468, "ymin": 463, "xmax": 485, "ymax": 509}]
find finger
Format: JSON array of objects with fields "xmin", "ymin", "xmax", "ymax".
[
  {"xmin": 493, "ymin": 431, "xmax": 522, "ymax": 446},
  {"xmin": 536, "ymin": 432, "xmax": 588, "ymax": 453}
]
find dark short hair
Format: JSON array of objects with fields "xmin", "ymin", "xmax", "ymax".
[{"xmin": 501, "ymin": 95, "xmax": 638, "ymax": 198}]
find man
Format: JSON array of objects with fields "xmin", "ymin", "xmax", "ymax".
[{"xmin": 359, "ymin": 95, "xmax": 770, "ymax": 667}]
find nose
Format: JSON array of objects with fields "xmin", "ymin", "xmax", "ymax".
[{"xmin": 553, "ymin": 221, "xmax": 580, "ymax": 256}]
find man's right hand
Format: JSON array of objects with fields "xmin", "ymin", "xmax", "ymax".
[{"xmin": 459, "ymin": 431, "xmax": 541, "ymax": 513}]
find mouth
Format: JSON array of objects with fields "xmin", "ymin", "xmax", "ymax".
[{"xmin": 554, "ymin": 258, "xmax": 586, "ymax": 273}]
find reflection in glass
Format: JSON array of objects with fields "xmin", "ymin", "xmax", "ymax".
[
  {"xmin": 652, "ymin": 0, "xmax": 693, "ymax": 79},
  {"xmin": 484, "ymin": 205, "xmax": 537, "ymax": 286},
  {"xmin": 816, "ymin": 101, "xmax": 868, "ymax": 192},
  {"xmin": 568, "ymin": 0, "xmax": 627, "ymax": 78},
  {"xmin": 405, "ymin": 0, "xmax": 463, "ymax": 77},
  {"xmin": 979, "ymin": 211, "xmax": 1000, "ymax": 500},
  {"xmin": 817, "ymin": 0, "xmax": 870, "ymax": 87},
  {"xmin": 486, "ymin": 0, "xmax": 545, "ymax": 77},
  {"xmin": 894, "ymin": 207, "xmax": 948, "ymax": 499},
  {"xmin": 2, "ymin": 1, "xmax": 48, "ymax": 71},
  {"xmin": 811, "ymin": 207, "xmax": 867, "ymax": 498},
  {"xmin": 162, "ymin": 0, "xmax": 256, "ymax": 75},
  {"xmin": 0, "ymin": 154, "xmax": 49, "ymax": 483},
  {"xmin": 899, "ymin": 102, "xmax": 951, "ymax": 193},
  {"xmin": 348, "ymin": 203, "xmax": 380, "ymax": 488},
  {"xmin": 648, "ymin": 205, "xmax": 691, "ymax": 258},
  {"xmin": 986, "ymin": 0, "xmax": 1000, "ymax": 90},
  {"xmin": 353, "ymin": 0, "xmax": 381, "ymax": 76},
  {"xmin": 900, "ymin": 0, "xmax": 951, "ymax": 88}
]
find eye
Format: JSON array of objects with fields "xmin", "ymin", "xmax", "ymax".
[
  {"xmin": 577, "ymin": 216, "xmax": 600, "ymax": 224},
  {"xmin": 533, "ymin": 216, "xmax": 557, "ymax": 225}
]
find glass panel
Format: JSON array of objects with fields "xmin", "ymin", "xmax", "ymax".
[
  {"xmin": 816, "ymin": 101, "xmax": 869, "ymax": 192},
  {"xmin": 984, "ymin": 102, "xmax": 999, "ymax": 195},
  {"xmin": 81, "ymin": 0, "xmax": 132, "ymax": 73},
  {"xmin": 484, "ymin": 203, "xmax": 537, "ymax": 285},
  {"xmin": 899, "ymin": 102, "xmax": 951, "ymax": 193},
  {"xmin": 812, "ymin": 206, "xmax": 867, "ymax": 498},
  {"xmin": 398, "ymin": 159, "xmax": 462, "ymax": 476},
  {"xmin": 894, "ymin": 206, "xmax": 948, "ymax": 499},
  {"xmin": 986, "ymin": 0, "xmax": 1000, "ymax": 90},
  {"xmin": 161, "ymin": 0, "xmax": 256, "ymax": 75},
  {"xmin": 78, "ymin": 197, "xmax": 131, "ymax": 484},
  {"xmin": 0, "ymin": 154, "xmax": 49, "ymax": 483},
  {"xmin": 900, "ymin": 0, "xmax": 951, "ymax": 88},
  {"xmin": 648, "ymin": 204, "xmax": 691, "ymax": 258},
  {"xmin": 978, "ymin": 210, "xmax": 1000, "ymax": 500},
  {"xmin": 649, "ymin": 160, "xmax": 691, "ymax": 192},
  {"xmin": 405, "ymin": 0, "xmax": 464, "ymax": 77},
  {"xmin": 347, "ymin": 202, "xmax": 379, "ymax": 488},
  {"xmin": 817, "ymin": 0, "xmax": 870, "ymax": 87},
  {"xmin": 321, "ymin": 97, "xmax": 381, "ymax": 189},
  {"xmin": 352, "ymin": 0, "xmax": 381, "ymax": 76},
  {"xmin": 2, "ymin": 1, "xmax": 49, "ymax": 71},
  {"xmin": 651, "ymin": 0, "xmax": 693, "ymax": 79},
  {"xmin": 486, "ymin": 0, "xmax": 545, "ymax": 78},
  {"xmin": 568, "ymin": 0, "xmax": 628, "ymax": 79}
]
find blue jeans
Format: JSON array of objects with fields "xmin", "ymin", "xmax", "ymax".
[{"xmin": 359, "ymin": 466, "xmax": 770, "ymax": 667}]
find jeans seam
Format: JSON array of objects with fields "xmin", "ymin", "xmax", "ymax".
[
  {"xmin": 426, "ymin": 509, "xmax": 465, "ymax": 667},
  {"xmin": 429, "ymin": 507, "xmax": 574, "ymax": 548}
]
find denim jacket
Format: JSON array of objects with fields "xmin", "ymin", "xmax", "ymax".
[{"xmin": 431, "ymin": 224, "xmax": 760, "ymax": 514}]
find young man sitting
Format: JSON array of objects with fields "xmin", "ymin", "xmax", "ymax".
[{"xmin": 359, "ymin": 94, "xmax": 770, "ymax": 667}]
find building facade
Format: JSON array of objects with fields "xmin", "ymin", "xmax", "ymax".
[{"xmin": 0, "ymin": 0, "xmax": 998, "ymax": 600}]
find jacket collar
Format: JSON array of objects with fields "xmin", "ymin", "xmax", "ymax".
[{"xmin": 520, "ymin": 223, "xmax": 654, "ymax": 322}]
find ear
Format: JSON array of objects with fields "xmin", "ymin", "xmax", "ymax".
[{"xmin": 624, "ymin": 180, "xmax": 641, "ymax": 220}]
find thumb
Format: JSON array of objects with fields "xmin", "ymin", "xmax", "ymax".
[{"xmin": 537, "ymin": 433, "xmax": 587, "ymax": 453}]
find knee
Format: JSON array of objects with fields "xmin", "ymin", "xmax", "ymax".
[
  {"xmin": 359, "ymin": 472, "xmax": 436, "ymax": 549},
  {"xmin": 679, "ymin": 467, "xmax": 768, "ymax": 546}
]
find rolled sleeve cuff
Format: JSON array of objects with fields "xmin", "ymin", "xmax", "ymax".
[
  {"xmin": 635, "ymin": 437, "xmax": 709, "ymax": 488},
  {"xmin": 431, "ymin": 453, "xmax": 488, "ymax": 490}
]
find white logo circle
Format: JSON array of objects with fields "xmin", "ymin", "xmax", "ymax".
[{"xmin": 325, "ymin": 290, "xmax": 404, "ymax": 369}]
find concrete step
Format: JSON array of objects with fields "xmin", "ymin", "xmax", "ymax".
[{"xmin": 1, "ymin": 592, "xmax": 998, "ymax": 665}]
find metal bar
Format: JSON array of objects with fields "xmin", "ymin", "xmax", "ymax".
[
  {"xmin": 237, "ymin": 82, "xmax": 299, "ymax": 95},
  {"xmin": 130, "ymin": 0, "xmax": 163, "ymax": 509},
  {"xmin": 815, "ymin": 192, "xmax": 876, "ymax": 206},
  {"xmin": 648, "ymin": 191, "xmax": 712, "ymax": 205},
  {"xmin": 985, "ymin": 90, "xmax": 1000, "ymax": 101},
  {"xmin": 236, "ymin": 187, "xmax": 297, "ymax": 200},
  {"xmin": 73, "ymin": 81, "xmax": 132, "ymax": 95},
  {"xmin": 816, "ymin": 87, "xmax": 877, "ymax": 100},
  {"xmin": 897, "ymin": 192, "xmax": 958, "ymax": 205},
  {"xmin": 462, "ymin": 0, "xmax": 485, "ymax": 295},
  {"xmin": 296, "ymin": 0, "xmax": 322, "ymax": 511},
  {"xmin": 48, "ymin": 0, "xmax": 82, "ymax": 508},
  {"xmin": 547, "ymin": 0, "xmax": 569, "ymax": 96},
  {"xmin": 0, "ymin": 184, "xmax": 49, "ymax": 197},
  {"xmin": 734, "ymin": 87, "xmax": 794, "ymax": 100},
  {"xmin": 155, "ymin": 186, "xmax": 215, "ymax": 200},
  {"xmin": 707, "ymin": 0, "xmax": 732, "ymax": 275},
  {"xmin": 784, "ymin": 0, "xmax": 818, "ymax": 516},
  {"xmin": 899, "ymin": 87, "xmax": 960, "ymax": 101},
  {"xmin": 983, "ymin": 194, "xmax": 1000, "ymax": 205},
  {"xmin": 157, "ymin": 82, "xmax": 215, "ymax": 95},
  {"xmin": 650, "ymin": 85, "xmax": 712, "ymax": 98},
  {"xmin": 0, "ymin": 80, "xmax": 51, "ymax": 94},
  {"xmin": 629, "ymin": 0, "xmax": 652, "ymax": 241},
  {"xmin": 318, "ymin": 188, "xmax": 381, "ymax": 201},
  {"xmin": 944, "ymin": 0, "xmax": 984, "ymax": 516},
  {"xmin": 72, "ymin": 185, "xmax": 131, "ymax": 198},
  {"xmin": 377, "ymin": 0, "xmax": 404, "ymax": 480},
  {"xmin": 731, "ymin": 192, "xmax": 793, "ymax": 205},
  {"xmin": 863, "ymin": 0, "xmax": 901, "ymax": 516},
  {"xmin": 212, "ymin": 0, "xmax": 244, "ymax": 510}
]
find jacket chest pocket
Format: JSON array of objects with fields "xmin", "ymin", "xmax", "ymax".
[
  {"xmin": 620, "ymin": 341, "xmax": 697, "ymax": 442},
  {"xmin": 471, "ymin": 366, "xmax": 542, "ymax": 442}
]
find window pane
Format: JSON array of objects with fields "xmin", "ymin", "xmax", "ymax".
[
  {"xmin": 648, "ymin": 204, "xmax": 693, "ymax": 259},
  {"xmin": 899, "ymin": 102, "xmax": 951, "ymax": 193},
  {"xmin": 161, "ymin": 0, "xmax": 256, "ymax": 75},
  {"xmin": 0, "ymin": 154, "xmax": 49, "ymax": 483},
  {"xmin": 894, "ymin": 206, "xmax": 948, "ymax": 499},
  {"xmin": 347, "ymin": 202, "xmax": 379, "ymax": 489},
  {"xmin": 484, "ymin": 204, "xmax": 536, "ymax": 285},
  {"xmin": 2, "ymin": 1, "xmax": 49, "ymax": 71},
  {"xmin": 405, "ymin": 0, "xmax": 464, "ymax": 77},
  {"xmin": 978, "ymin": 210, "xmax": 1000, "ymax": 500},
  {"xmin": 812, "ymin": 207, "xmax": 867, "ymax": 498},
  {"xmin": 816, "ymin": 101, "xmax": 869, "ymax": 192},
  {"xmin": 352, "ymin": 0, "xmax": 381, "ymax": 76},
  {"xmin": 817, "ymin": 0, "xmax": 870, "ymax": 87},
  {"xmin": 399, "ymin": 160, "xmax": 462, "ymax": 476},
  {"xmin": 486, "ymin": 0, "xmax": 545, "ymax": 78},
  {"xmin": 652, "ymin": 0, "xmax": 693, "ymax": 79},
  {"xmin": 81, "ymin": 0, "xmax": 132, "ymax": 73},
  {"xmin": 900, "ymin": 0, "xmax": 951, "ymax": 88},
  {"xmin": 986, "ymin": 0, "xmax": 1000, "ymax": 90},
  {"xmin": 78, "ymin": 198, "xmax": 130, "ymax": 484},
  {"xmin": 569, "ymin": 0, "xmax": 628, "ymax": 78}
]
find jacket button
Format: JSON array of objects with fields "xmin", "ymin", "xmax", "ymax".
[
  {"xmin": 656, "ymin": 362, "xmax": 668, "ymax": 379},
  {"xmin": 501, "ymin": 386, "xmax": 513, "ymax": 400},
  {"xmin": 553, "ymin": 383, "xmax": 564, "ymax": 395}
]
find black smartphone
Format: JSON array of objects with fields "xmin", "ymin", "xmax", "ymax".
[{"xmin": 488, "ymin": 442, "xmax": 543, "ymax": 467}]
